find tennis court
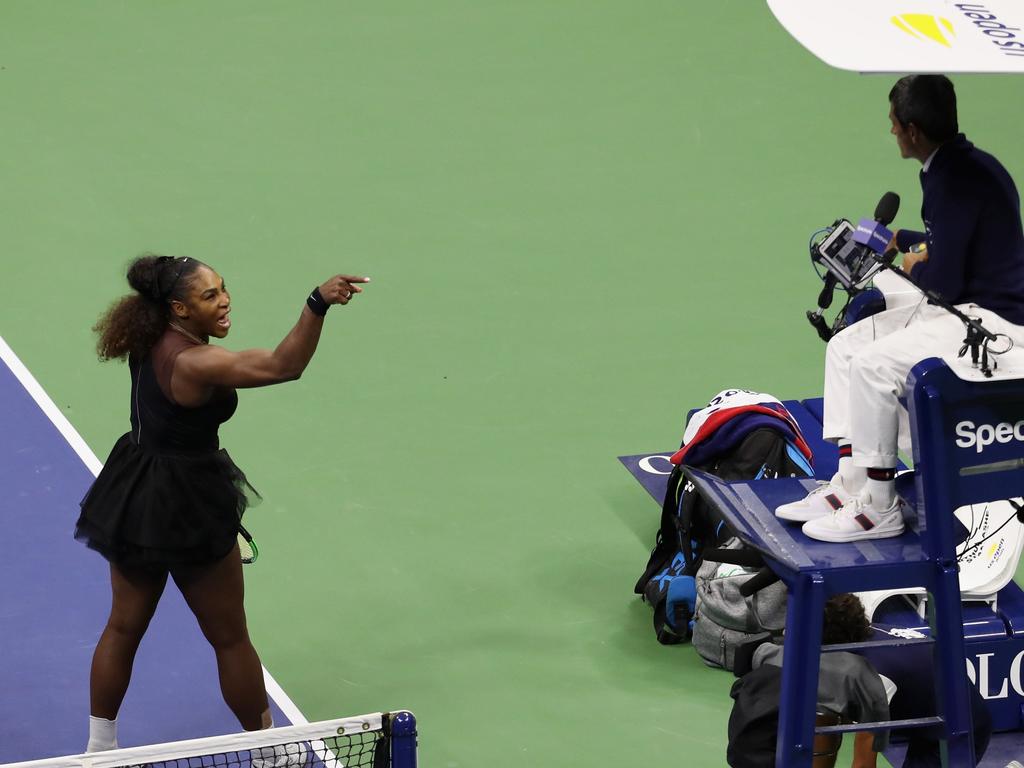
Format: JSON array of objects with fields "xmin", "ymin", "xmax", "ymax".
[{"xmin": 2, "ymin": 2, "xmax": 1024, "ymax": 766}]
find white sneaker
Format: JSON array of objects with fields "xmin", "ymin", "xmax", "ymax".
[
  {"xmin": 775, "ymin": 474, "xmax": 853, "ymax": 522},
  {"xmin": 802, "ymin": 493, "xmax": 906, "ymax": 542},
  {"xmin": 250, "ymin": 742, "xmax": 310, "ymax": 768}
]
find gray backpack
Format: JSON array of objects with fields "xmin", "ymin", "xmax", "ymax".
[{"xmin": 691, "ymin": 538, "xmax": 787, "ymax": 671}]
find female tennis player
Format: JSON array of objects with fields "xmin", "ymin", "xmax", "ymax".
[{"xmin": 75, "ymin": 254, "xmax": 368, "ymax": 753}]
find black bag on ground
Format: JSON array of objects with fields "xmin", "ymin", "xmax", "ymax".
[
  {"xmin": 726, "ymin": 663, "xmax": 783, "ymax": 768},
  {"xmin": 634, "ymin": 427, "xmax": 808, "ymax": 645}
]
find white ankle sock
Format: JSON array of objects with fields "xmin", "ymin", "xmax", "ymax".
[
  {"xmin": 865, "ymin": 477, "xmax": 896, "ymax": 509},
  {"xmin": 86, "ymin": 715, "xmax": 118, "ymax": 752},
  {"xmin": 837, "ymin": 455, "xmax": 866, "ymax": 493}
]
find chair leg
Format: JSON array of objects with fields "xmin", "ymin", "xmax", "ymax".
[
  {"xmin": 929, "ymin": 559, "xmax": 976, "ymax": 767},
  {"xmin": 777, "ymin": 571, "xmax": 827, "ymax": 768}
]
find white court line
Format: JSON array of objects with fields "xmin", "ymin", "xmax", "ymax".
[
  {"xmin": 0, "ymin": 334, "xmax": 309, "ymax": 727},
  {"xmin": 0, "ymin": 336, "xmax": 104, "ymax": 476}
]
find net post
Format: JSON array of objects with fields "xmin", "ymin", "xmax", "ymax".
[{"xmin": 389, "ymin": 710, "xmax": 418, "ymax": 768}]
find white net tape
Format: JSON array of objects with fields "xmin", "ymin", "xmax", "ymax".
[{"xmin": 0, "ymin": 714, "xmax": 387, "ymax": 768}]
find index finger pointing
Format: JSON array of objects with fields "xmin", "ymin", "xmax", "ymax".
[{"xmin": 338, "ymin": 275, "xmax": 371, "ymax": 283}]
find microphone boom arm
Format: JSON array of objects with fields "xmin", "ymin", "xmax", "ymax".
[{"xmin": 873, "ymin": 254, "xmax": 1002, "ymax": 377}]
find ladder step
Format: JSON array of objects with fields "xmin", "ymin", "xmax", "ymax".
[
  {"xmin": 821, "ymin": 637, "xmax": 933, "ymax": 653},
  {"xmin": 816, "ymin": 716, "xmax": 943, "ymax": 735}
]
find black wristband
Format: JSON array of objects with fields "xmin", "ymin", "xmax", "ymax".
[{"xmin": 306, "ymin": 287, "xmax": 329, "ymax": 316}]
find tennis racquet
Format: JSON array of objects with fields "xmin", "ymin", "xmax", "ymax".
[{"xmin": 238, "ymin": 524, "xmax": 259, "ymax": 565}]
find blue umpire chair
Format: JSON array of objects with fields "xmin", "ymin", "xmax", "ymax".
[{"xmin": 681, "ymin": 355, "xmax": 1024, "ymax": 767}]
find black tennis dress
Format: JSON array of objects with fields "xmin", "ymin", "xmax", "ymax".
[{"xmin": 75, "ymin": 329, "xmax": 257, "ymax": 567}]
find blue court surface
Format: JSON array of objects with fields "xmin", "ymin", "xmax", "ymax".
[{"xmin": 0, "ymin": 337, "xmax": 299, "ymax": 762}]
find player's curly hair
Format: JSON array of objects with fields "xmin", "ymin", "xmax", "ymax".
[
  {"xmin": 94, "ymin": 254, "xmax": 206, "ymax": 361},
  {"xmin": 822, "ymin": 593, "xmax": 871, "ymax": 645}
]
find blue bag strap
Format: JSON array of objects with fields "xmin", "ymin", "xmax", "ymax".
[{"xmin": 784, "ymin": 440, "xmax": 814, "ymax": 477}]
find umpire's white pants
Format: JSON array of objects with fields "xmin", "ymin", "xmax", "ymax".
[{"xmin": 822, "ymin": 298, "xmax": 1024, "ymax": 468}]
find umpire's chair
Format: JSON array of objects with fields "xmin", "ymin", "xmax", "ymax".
[{"xmin": 685, "ymin": 351, "xmax": 1024, "ymax": 767}]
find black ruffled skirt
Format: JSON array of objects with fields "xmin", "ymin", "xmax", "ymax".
[{"xmin": 75, "ymin": 433, "xmax": 259, "ymax": 568}]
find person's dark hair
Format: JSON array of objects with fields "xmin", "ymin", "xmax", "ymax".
[
  {"xmin": 821, "ymin": 593, "xmax": 871, "ymax": 645},
  {"xmin": 888, "ymin": 74, "xmax": 958, "ymax": 143},
  {"xmin": 94, "ymin": 254, "xmax": 206, "ymax": 361}
]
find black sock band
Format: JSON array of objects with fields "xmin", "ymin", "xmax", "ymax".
[{"xmin": 867, "ymin": 467, "xmax": 896, "ymax": 482}]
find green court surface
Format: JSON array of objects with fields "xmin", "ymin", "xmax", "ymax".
[{"xmin": 2, "ymin": 2, "xmax": 1023, "ymax": 766}]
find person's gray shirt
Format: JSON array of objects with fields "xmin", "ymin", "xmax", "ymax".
[{"xmin": 753, "ymin": 643, "xmax": 891, "ymax": 751}]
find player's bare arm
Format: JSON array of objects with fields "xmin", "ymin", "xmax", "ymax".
[{"xmin": 172, "ymin": 274, "xmax": 369, "ymax": 402}]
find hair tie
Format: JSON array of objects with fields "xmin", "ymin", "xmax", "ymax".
[{"xmin": 155, "ymin": 257, "xmax": 190, "ymax": 302}]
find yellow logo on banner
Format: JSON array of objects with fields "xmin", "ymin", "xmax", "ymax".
[{"xmin": 891, "ymin": 14, "xmax": 956, "ymax": 46}]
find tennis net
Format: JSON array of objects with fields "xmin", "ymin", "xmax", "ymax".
[{"xmin": 0, "ymin": 712, "xmax": 417, "ymax": 768}]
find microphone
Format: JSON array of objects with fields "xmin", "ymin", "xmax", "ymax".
[
  {"xmin": 807, "ymin": 270, "xmax": 841, "ymax": 343},
  {"xmin": 874, "ymin": 191, "xmax": 900, "ymax": 226},
  {"xmin": 813, "ymin": 273, "xmax": 838, "ymax": 312},
  {"xmin": 806, "ymin": 192, "xmax": 901, "ymax": 342},
  {"xmin": 873, "ymin": 192, "xmax": 903, "ymax": 266},
  {"xmin": 852, "ymin": 191, "xmax": 900, "ymax": 257}
]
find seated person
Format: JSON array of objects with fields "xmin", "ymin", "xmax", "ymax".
[
  {"xmin": 776, "ymin": 74, "xmax": 1024, "ymax": 542},
  {"xmin": 727, "ymin": 594, "xmax": 990, "ymax": 768}
]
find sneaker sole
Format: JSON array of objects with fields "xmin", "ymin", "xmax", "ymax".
[
  {"xmin": 776, "ymin": 506, "xmax": 831, "ymax": 523},
  {"xmin": 802, "ymin": 521, "xmax": 905, "ymax": 543}
]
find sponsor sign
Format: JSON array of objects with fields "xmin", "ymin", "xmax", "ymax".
[
  {"xmin": 853, "ymin": 219, "xmax": 893, "ymax": 254},
  {"xmin": 955, "ymin": 418, "xmax": 1024, "ymax": 453},
  {"xmin": 767, "ymin": 0, "xmax": 1024, "ymax": 72}
]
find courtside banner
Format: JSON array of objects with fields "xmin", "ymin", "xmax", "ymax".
[{"xmin": 767, "ymin": 0, "xmax": 1024, "ymax": 73}]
